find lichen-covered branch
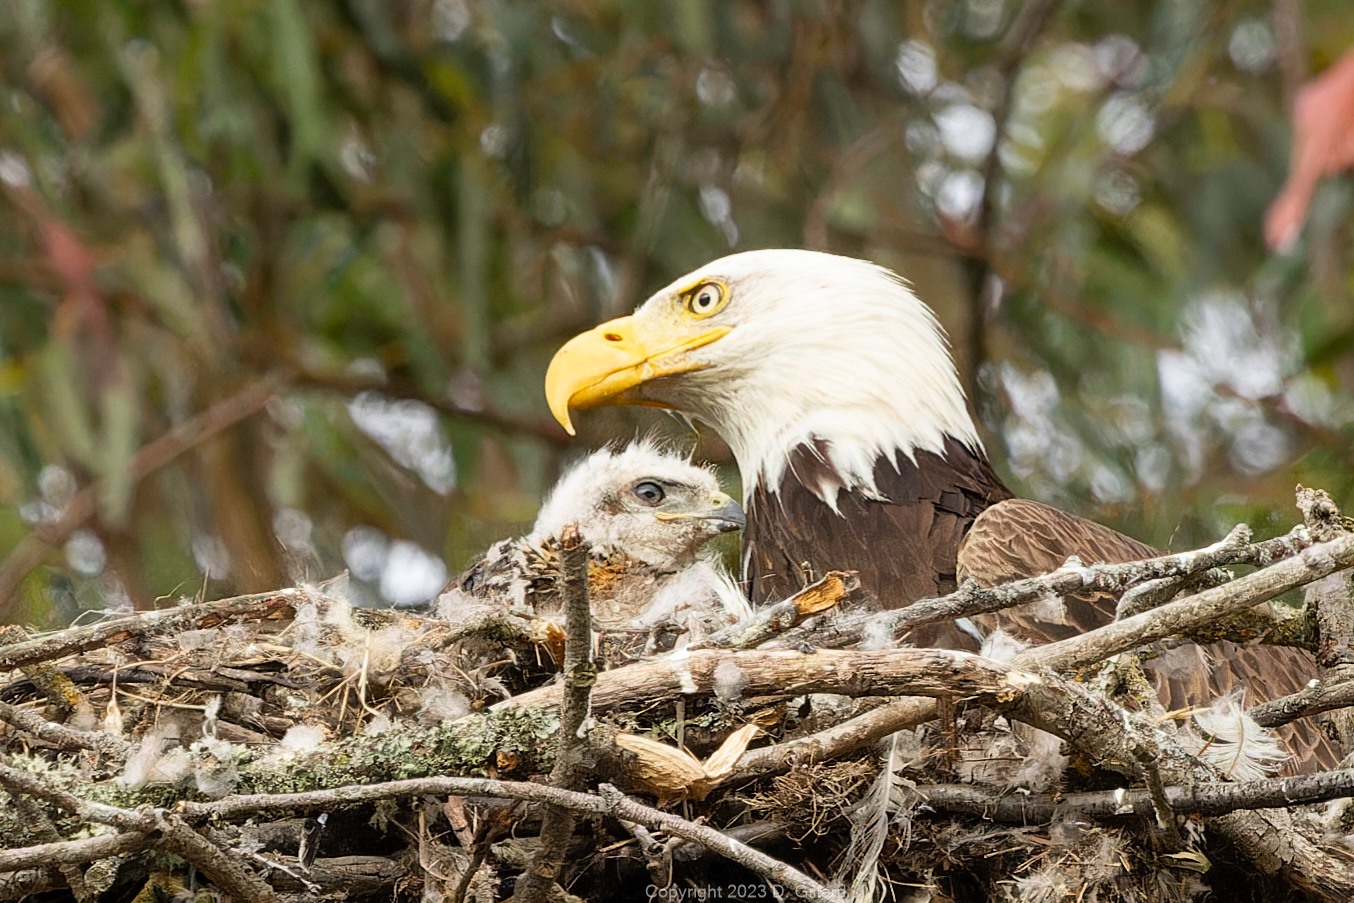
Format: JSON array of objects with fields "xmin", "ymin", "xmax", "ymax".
[{"xmin": 0, "ymin": 758, "xmax": 278, "ymax": 902}]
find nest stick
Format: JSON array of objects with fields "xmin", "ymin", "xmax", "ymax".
[
  {"xmin": 0, "ymin": 758, "xmax": 279, "ymax": 902},
  {"xmin": 0, "ymin": 701, "xmax": 131, "ymax": 759},
  {"xmin": 797, "ymin": 523, "xmax": 1313, "ymax": 651},
  {"xmin": 177, "ymin": 774, "xmax": 842, "ymax": 903},
  {"xmin": 918, "ymin": 767, "xmax": 1354, "ymax": 823},
  {"xmin": 0, "ymin": 586, "xmax": 313, "ymax": 671},
  {"xmin": 513, "ymin": 525, "xmax": 595, "ymax": 903}
]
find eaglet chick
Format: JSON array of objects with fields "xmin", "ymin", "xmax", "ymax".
[{"xmin": 438, "ymin": 441, "xmax": 750, "ymax": 637}]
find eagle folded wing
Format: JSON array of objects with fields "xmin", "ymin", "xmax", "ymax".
[{"xmin": 959, "ymin": 498, "xmax": 1335, "ymax": 771}]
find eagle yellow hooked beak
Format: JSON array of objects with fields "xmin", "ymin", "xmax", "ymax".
[{"xmin": 544, "ymin": 316, "xmax": 731, "ymax": 434}]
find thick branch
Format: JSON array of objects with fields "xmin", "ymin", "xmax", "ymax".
[
  {"xmin": 494, "ymin": 648, "xmax": 1033, "ymax": 716},
  {"xmin": 0, "ymin": 831, "xmax": 148, "ymax": 874},
  {"xmin": 0, "ymin": 586, "xmax": 309, "ymax": 671},
  {"xmin": 0, "ymin": 701, "xmax": 132, "ymax": 759},
  {"xmin": 695, "ymin": 571, "xmax": 858, "ymax": 651},
  {"xmin": 737, "ymin": 697, "xmax": 935, "ymax": 781},
  {"xmin": 1250, "ymin": 677, "xmax": 1354, "ymax": 729}
]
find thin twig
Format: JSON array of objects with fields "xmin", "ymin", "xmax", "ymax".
[
  {"xmin": 919, "ymin": 767, "xmax": 1354, "ymax": 822},
  {"xmin": 617, "ymin": 818, "xmax": 673, "ymax": 891},
  {"xmin": 793, "ymin": 524, "xmax": 1311, "ymax": 651}
]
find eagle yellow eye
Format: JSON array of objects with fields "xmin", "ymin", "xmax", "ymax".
[{"xmin": 684, "ymin": 281, "xmax": 727, "ymax": 318}]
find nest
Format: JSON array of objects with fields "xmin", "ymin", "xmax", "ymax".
[{"xmin": 3, "ymin": 505, "xmax": 1354, "ymax": 903}]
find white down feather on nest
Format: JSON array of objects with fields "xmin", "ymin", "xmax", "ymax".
[{"xmin": 1180, "ymin": 689, "xmax": 1287, "ymax": 781}]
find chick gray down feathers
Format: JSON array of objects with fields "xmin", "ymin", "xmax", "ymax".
[{"xmin": 438, "ymin": 441, "xmax": 750, "ymax": 640}]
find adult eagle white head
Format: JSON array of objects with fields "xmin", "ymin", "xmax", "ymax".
[
  {"xmin": 546, "ymin": 249, "xmax": 1016, "ymax": 620},
  {"xmin": 545, "ymin": 248, "xmax": 1332, "ymax": 769}
]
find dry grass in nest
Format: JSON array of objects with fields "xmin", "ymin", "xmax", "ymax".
[{"xmin": 734, "ymin": 757, "xmax": 876, "ymax": 841}]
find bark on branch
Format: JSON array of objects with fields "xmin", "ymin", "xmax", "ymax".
[
  {"xmin": 919, "ymin": 767, "xmax": 1354, "ymax": 823},
  {"xmin": 794, "ymin": 524, "xmax": 1313, "ymax": 651},
  {"xmin": 513, "ymin": 526, "xmax": 595, "ymax": 903},
  {"xmin": 176, "ymin": 776, "xmax": 844, "ymax": 903}
]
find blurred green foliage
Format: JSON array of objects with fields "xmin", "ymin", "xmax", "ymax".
[{"xmin": 1, "ymin": 0, "xmax": 1352, "ymax": 624}]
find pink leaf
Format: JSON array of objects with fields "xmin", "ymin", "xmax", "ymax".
[{"xmin": 1265, "ymin": 49, "xmax": 1354, "ymax": 251}]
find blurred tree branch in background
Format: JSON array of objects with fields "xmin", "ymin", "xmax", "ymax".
[{"xmin": 0, "ymin": 0, "xmax": 1352, "ymax": 623}]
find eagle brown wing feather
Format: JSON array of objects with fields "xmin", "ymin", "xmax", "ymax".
[
  {"xmin": 959, "ymin": 498, "xmax": 1336, "ymax": 771},
  {"xmin": 959, "ymin": 498, "xmax": 1156, "ymax": 639}
]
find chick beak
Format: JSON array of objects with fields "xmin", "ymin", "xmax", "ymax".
[{"xmin": 705, "ymin": 493, "xmax": 746, "ymax": 534}]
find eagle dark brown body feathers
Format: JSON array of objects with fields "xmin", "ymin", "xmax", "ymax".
[
  {"xmin": 745, "ymin": 436, "xmax": 1011, "ymax": 648},
  {"xmin": 746, "ymin": 440, "xmax": 1335, "ymax": 770}
]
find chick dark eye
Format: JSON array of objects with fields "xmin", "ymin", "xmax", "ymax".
[
  {"xmin": 632, "ymin": 481, "xmax": 666, "ymax": 505},
  {"xmin": 686, "ymin": 282, "xmax": 725, "ymax": 317}
]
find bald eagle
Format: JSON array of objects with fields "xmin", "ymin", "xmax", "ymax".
[
  {"xmin": 544, "ymin": 249, "xmax": 1331, "ymax": 768},
  {"xmin": 440, "ymin": 441, "xmax": 748, "ymax": 635}
]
